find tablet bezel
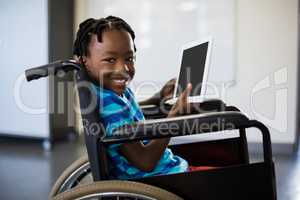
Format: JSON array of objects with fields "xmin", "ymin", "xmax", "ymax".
[{"xmin": 173, "ymin": 37, "xmax": 213, "ymax": 102}]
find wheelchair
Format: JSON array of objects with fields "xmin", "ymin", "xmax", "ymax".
[{"xmin": 25, "ymin": 60, "xmax": 277, "ymax": 200}]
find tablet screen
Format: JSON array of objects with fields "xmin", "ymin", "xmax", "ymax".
[{"xmin": 175, "ymin": 42, "xmax": 209, "ymax": 97}]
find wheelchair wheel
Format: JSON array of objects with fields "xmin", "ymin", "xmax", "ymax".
[
  {"xmin": 52, "ymin": 180, "xmax": 183, "ymax": 200},
  {"xmin": 50, "ymin": 155, "xmax": 92, "ymax": 198}
]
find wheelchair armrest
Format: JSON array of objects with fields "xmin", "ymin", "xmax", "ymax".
[
  {"xmin": 102, "ymin": 111, "xmax": 272, "ymax": 163},
  {"xmin": 103, "ymin": 111, "xmax": 249, "ymax": 143}
]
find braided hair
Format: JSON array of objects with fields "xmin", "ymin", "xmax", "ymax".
[{"xmin": 73, "ymin": 16, "xmax": 136, "ymax": 62}]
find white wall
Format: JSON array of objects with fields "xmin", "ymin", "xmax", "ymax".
[
  {"xmin": 0, "ymin": 0, "xmax": 49, "ymax": 138},
  {"xmin": 227, "ymin": 0, "xmax": 298, "ymax": 145},
  {"xmin": 75, "ymin": 0, "xmax": 299, "ymax": 147},
  {"xmin": 75, "ymin": 0, "xmax": 236, "ymax": 99}
]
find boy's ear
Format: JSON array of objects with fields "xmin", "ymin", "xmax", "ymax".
[{"xmin": 80, "ymin": 56, "xmax": 87, "ymax": 65}]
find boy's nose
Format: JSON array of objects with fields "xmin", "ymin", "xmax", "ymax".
[{"xmin": 115, "ymin": 62, "xmax": 129, "ymax": 72}]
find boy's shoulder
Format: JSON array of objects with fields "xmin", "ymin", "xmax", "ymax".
[{"xmin": 92, "ymin": 84, "xmax": 136, "ymax": 103}]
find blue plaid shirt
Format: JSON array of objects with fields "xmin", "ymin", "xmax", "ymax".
[{"xmin": 92, "ymin": 84, "xmax": 188, "ymax": 179}]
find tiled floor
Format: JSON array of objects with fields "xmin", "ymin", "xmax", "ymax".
[
  {"xmin": 0, "ymin": 136, "xmax": 299, "ymax": 200},
  {"xmin": 0, "ymin": 136, "xmax": 86, "ymax": 200},
  {"xmin": 273, "ymin": 151, "xmax": 300, "ymax": 200}
]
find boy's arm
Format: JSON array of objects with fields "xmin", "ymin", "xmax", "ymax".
[
  {"xmin": 138, "ymin": 78, "xmax": 176, "ymax": 106},
  {"xmin": 119, "ymin": 84, "xmax": 192, "ymax": 172},
  {"xmin": 138, "ymin": 95, "xmax": 160, "ymax": 106},
  {"xmin": 120, "ymin": 138, "xmax": 171, "ymax": 172}
]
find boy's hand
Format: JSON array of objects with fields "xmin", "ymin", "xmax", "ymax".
[
  {"xmin": 168, "ymin": 83, "xmax": 192, "ymax": 117},
  {"xmin": 159, "ymin": 78, "xmax": 176, "ymax": 102},
  {"xmin": 138, "ymin": 78, "xmax": 176, "ymax": 106}
]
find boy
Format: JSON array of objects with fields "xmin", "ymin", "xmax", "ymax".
[{"xmin": 73, "ymin": 16, "xmax": 192, "ymax": 179}]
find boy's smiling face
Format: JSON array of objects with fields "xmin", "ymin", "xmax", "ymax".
[{"xmin": 83, "ymin": 30, "xmax": 136, "ymax": 95}]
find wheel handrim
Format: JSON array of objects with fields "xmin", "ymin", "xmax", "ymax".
[
  {"xmin": 76, "ymin": 192, "xmax": 157, "ymax": 200},
  {"xmin": 59, "ymin": 162, "xmax": 92, "ymax": 193}
]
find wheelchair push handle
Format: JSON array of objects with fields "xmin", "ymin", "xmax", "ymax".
[{"xmin": 25, "ymin": 60, "xmax": 81, "ymax": 82}]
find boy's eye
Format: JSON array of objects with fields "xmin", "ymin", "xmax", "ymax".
[
  {"xmin": 103, "ymin": 58, "xmax": 116, "ymax": 63},
  {"xmin": 126, "ymin": 56, "xmax": 136, "ymax": 62}
]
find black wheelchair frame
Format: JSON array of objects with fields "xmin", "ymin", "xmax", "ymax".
[{"xmin": 26, "ymin": 60, "xmax": 277, "ymax": 200}]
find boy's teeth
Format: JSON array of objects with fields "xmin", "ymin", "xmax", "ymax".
[{"xmin": 114, "ymin": 79, "xmax": 126, "ymax": 83}]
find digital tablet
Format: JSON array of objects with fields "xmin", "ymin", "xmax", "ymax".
[{"xmin": 167, "ymin": 37, "xmax": 213, "ymax": 104}]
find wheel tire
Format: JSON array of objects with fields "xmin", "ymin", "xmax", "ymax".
[
  {"xmin": 52, "ymin": 180, "xmax": 183, "ymax": 200},
  {"xmin": 50, "ymin": 155, "xmax": 91, "ymax": 198}
]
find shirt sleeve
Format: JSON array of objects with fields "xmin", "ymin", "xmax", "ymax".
[
  {"xmin": 97, "ymin": 87, "xmax": 143, "ymax": 148},
  {"xmin": 100, "ymin": 102, "xmax": 135, "ymax": 148}
]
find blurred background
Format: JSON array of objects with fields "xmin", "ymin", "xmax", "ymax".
[{"xmin": 0, "ymin": 0, "xmax": 299, "ymax": 199}]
